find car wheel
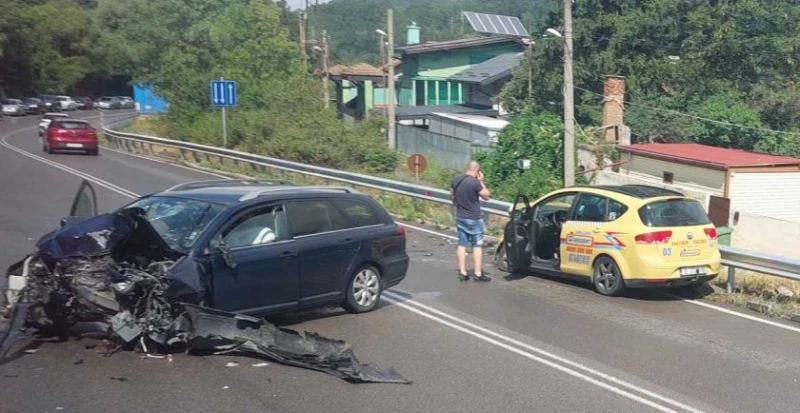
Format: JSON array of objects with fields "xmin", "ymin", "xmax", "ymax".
[
  {"xmin": 592, "ymin": 256, "xmax": 625, "ymax": 296},
  {"xmin": 45, "ymin": 143, "xmax": 53, "ymax": 154},
  {"xmin": 495, "ymin": 244, "xmax": 510, "ymax": 273},
  {"xmin": 343, "ymin": 265, "xmax": 382, "ymax": 313}
]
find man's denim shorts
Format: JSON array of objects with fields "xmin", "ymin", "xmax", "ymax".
[{"xmin": 456, "ymin": 218, "xmax": 485, "ymax": 248}]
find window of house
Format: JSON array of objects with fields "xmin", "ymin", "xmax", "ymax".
[
  {"xmin": 438, "ymin": 81, "xmax": 449, "ymax": 105},
  {"xmin": 415, "ymin": 80, "xmax": 426, "ymax": 106}
]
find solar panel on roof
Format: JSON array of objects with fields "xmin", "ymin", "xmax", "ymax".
[{"xmin": 462, "ymin": 11, "xmax": 529, "ymax": 38}]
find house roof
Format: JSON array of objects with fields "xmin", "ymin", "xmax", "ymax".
[
  {"xmin": 377, "ymin": 103, "xmax": 496, "ymax": 120},
  {"xmin": 430, "ymin": 112, "xmax": 509, "ymax": 130},
  {"xmin": 447, "ymin": 52, "xmax": 523, "ymax": 85},
  {"xmin": 328, "ymin": 63, "xmax": 383, "ymax": 77},
  {"xmin": 618, "ymin": 143, "xmax": 800, "ymax": 170},
  {"xmin": 396, "ymin": 36, "xmax": 524, "ymax": 55}
]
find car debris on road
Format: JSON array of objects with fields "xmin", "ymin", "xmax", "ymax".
[{"xmin": 0, "ymin": 207, "xmax": 410, "ymax": 384}]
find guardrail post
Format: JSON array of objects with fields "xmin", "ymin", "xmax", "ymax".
[
  {"xmin": 124, "ymin": 140, "xmax": 132, "ymax": 152},
  {"xmin": 148, "ymin": 143, "xmax": 154, "ymax": 155},
  {"xmin": 482, "ymin": 212, "xmax": 490, "ymax": 232},
  {"xmin": 726, "ymin": 266, "xmax": 736, "ymax": 294},
  {"xmin": 178, "ymin": 148, "xmax": 186, "ymax": 161}
]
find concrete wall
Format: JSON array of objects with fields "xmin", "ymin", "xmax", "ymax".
[
  {"xmin": 619, "ymin": 153, "xmax": 726, "ymax": 191},
  {"xmin": 731, "ymin": 212, "xmax": 800, "ymax": 257}
]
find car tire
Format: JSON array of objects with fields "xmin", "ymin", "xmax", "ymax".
[
  {"xmin": 495, "ymin": 244, "xmax": 510, "ymax": 273},
  {"xmin": 343, "ymin": 265, "xmax": 382, "ymax": 314},
  {"xmin": 592, "ymin": 256, "xmax": 625, "ymax": 297}
]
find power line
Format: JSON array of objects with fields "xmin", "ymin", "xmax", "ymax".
[{"xmin": 573, "ymin": 85, "xmax": 800, "ymax": 137}]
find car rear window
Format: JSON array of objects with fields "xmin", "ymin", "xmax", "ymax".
[
  {"xmin": 53, "ymin": 121, "xmax": 90, "ymax": 130},
  {"xmin": 638, "ymin": 198, "xmax": 710, "ymax": 227},
  {"xmin": 332, "ymin": 199, "xmax": 383, "ymax": 228}
]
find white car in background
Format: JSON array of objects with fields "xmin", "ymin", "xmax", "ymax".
[
  {"xmin": 2, "ymin": 99, "xmax": 27, "ymax": 116},
  {"xmin": 116, "ymin": 96, "xmax": 135, "ymax": 109},
  {"xmin": 38, "ymin": 112, "xmax": 69, "ymax": 137},
  {"xmin": 54, "ymin": 96, "xmax": 78, "ymax": 111}
]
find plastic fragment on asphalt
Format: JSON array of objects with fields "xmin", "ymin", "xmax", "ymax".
[
  {"xmin": 23, "ymin": 349, "xmax": 38, "ymax": 354},
  {"xmin": 109, "ymin": 376, "xmax": 128, "ymax": 382},
  {"xmin": 252, "ymin": 362, "xmax": 269, "ymax": 367},
  {"xmin": 226, "ymin": 362, "xmax": 239, "ymax": 367}
]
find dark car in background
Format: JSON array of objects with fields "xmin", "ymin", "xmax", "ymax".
[
  {"xmin": 74, "ymin": 96, "xmax": 94, "ymax": 110},
  {"xmin": 38, "ymin": 95, "xmax": 58, "ymax": 111},
  {"xmin": 42, "ymin": 119, "xmax": 99, "ymax": 156},
  {"xmin": 23, "ymin": 98, "xmax": 47, "ymax": 114}
]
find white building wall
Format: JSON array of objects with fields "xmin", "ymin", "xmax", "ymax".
[
  {"xmin": 619, "ymin": 153, "xmax": 725, "ymax": 191},
  {"xmin": 728, "ymin": 171, "xmax": 800, "ymax": 223}
]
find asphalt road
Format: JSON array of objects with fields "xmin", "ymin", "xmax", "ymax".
[{"xmin": 1, "ymin": 112, "xmax": 800, "ymax": 412}]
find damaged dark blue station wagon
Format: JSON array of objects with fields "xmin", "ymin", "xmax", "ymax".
[{"xmin": 53, "ymin": 179, "xmax": 410, "ymax": 316}]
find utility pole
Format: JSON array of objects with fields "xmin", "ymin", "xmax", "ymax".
[
  {"xmin": 387, "ymin": 9, "xmax": 396, "ymax": 150},
  {"xmin": 322, "ymin": 30, "xmax": 329, "ymax": 109},
  {"xmin": 525, "ymin": 39, "xmax": 533, "ymax": 97},
  {"xmin": 563, "ymin": 0, "xmax": 575, "ymax": 187},
  {"xmin": 299, "ymin": 12, "xmax": 308, "ymax": 62}
]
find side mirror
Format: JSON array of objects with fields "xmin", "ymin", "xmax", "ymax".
[{"xmin": 217, "ymin": 244, "xmax": 237, "ymax": 268}]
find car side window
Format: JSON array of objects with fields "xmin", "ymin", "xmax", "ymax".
[
  {"xmin": 286, "ymin": 200, "xmax": 349, "ymax": 237},
  {"xmin": 331, "ymin": 199, "xmax": 382, "ymax": 228},
  {"xmin": 607, "ymin": 200, "xmax": 628, "ymax": 221},
  {"xmin": 572, "ymin": 194, "xmax": 609, "ymax": 222},
  {"xmin": 534, "ymin": 193, "xmax": 577, "ymax": 220},
  {"xmin": 217, "ymin": 204, "xmax": 289, "ymax": 249}
]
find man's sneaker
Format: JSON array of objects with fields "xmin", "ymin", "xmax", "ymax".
[
  {"xmin": 457, "ymin": 271, "xmax": 470, "ymax": 281},
  {"xmin": 473, "ymin": 272, "xmax": 492, "ymax": 282}
]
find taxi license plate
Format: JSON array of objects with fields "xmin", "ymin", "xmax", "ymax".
[
  {"xmin": 679, "ymin": 267, "xmax": 706, "ymax": 277},
  {"xmin": 66, "ymin": 143, "xmax": 83, "ymax": 148}
]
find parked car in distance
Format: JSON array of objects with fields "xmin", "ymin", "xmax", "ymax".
[
  {"xmin": 116, "ymin": 96, "xmax": 135, "ymax": 109},
  {"xmin": 56, "ymin": 179, "xmax": 410, "ymax": 315},
  {"xmin": 95, "ymin": 96, "xmax": 122, "ymax": 110},
  {"xmin": 1, "ymin": 99, "xmax": 27, "ymax": 116},
  {"xmin": 73, "ymin": 96, "xmax": 94, "ymax": 110},
  {"xmin": 496, "ymin": 184, "xmax": 721, "ymax": 296},
  {"xmin": 38, "ymin": 95, "xmax": 58, "ymax": 111},
  {"xmin": 54, "ymin": 95, "xmax": 78, "ymax": 111},
  {"xmin": 38, "ymin": 112, "xmax": 70, "ymax": 137},
  {"xmin": 42, "ymin": 119, "xmax": 99, "ymax": 155},
  {"xmin": 23, "ymin": 98, "xmax": 47, "ymax": 114}
]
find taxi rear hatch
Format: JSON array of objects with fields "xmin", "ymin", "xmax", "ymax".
[{"xmin": 634, "ymin": 197, "xmax": 718, "ymax": 267}]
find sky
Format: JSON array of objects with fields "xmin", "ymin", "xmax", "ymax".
[{"xmin": 286, "ymin": 0, "xmax": 331, "ymax": 10}]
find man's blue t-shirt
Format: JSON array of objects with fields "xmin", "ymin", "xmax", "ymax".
[{"xmin": 451, "ymin": 174, "xmax": 482, "ymax": 220}]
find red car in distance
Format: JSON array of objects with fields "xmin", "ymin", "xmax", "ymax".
[{"xmin": 43, "ymin": 119, "xmax": 99, "ymax": 156}]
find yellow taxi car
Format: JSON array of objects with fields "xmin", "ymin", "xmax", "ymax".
[{"xmin": 495, "ymin": 184, "xmax": 721, "ymax": 296}]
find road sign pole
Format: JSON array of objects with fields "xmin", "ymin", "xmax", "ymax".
[{"xmin": 222, "ymin": 106, "xmax": 228, "ymax": 148}]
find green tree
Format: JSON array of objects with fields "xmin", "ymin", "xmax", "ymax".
[{"xmin": 476, "ymin": 111, "xmax": 566, "ymax": 201}]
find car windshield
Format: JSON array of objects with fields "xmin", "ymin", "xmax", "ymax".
[
  {"xmin": 2, "ymin": 99, "xmax": 22, "ymax": 104},
  {"xmin": 122, "ymin": 196, "xmax": 226, "ymax": 250},
  {"xmin": 638, "ymin": 198, "xmax": 711, "ymax": 227}
]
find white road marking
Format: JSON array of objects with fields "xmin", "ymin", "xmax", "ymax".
[
  {"xmin": 398, "ymin": 222, "xmax": 458, "ymax": 240},
  {"xmin": 382, "ymin": 292, "xmax": 701, "ymax": 413},
  {"xmin": 666, "ymin": 294, "xmax": 800, "ymax": 334},
  {"xmin": 382, "ymin": 291, "xmax": 702, "ymax": 413}
]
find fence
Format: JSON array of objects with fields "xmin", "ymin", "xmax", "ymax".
[
  {"xmin": 396, "ymin": 124, "xmax": 494, "ymax": 171},
  {"xmin": 102, "ymin": 117, "xmax": 800, "ymax": 292}
]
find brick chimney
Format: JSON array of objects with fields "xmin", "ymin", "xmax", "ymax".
[
  {"xmin": 407, "ymin": 22, "xmax": 420, "ymax": 45},
  {"xmin": 601, "ymin": 75, "xmax": 625, "ymax": 143}
]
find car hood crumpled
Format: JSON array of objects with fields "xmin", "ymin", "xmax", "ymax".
[{"xmin": 0, "ymin": 208, "xmax": 410, "ymax": 384}]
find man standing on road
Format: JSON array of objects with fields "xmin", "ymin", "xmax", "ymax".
[{"xmin": 451, "ymin": 160, "xmax": 491, "ymax": 282}]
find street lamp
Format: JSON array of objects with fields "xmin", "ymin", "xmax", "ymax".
[{"xmin": 546, "ymin": 28, "xmax": 563, "ymax": 38}]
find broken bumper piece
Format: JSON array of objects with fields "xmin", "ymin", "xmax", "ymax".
[{"xmin": 0, "ymin": 209, "xmax": 410, "ymax": 385}]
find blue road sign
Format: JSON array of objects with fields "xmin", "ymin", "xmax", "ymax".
[{"xmin": 210, "ymin": 80, "xmax": 237, "ymax": 107}]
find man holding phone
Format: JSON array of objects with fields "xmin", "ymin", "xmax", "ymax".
[{"xmin": 450, "ymin": 160, "xmax": 492, "ymax": 282}]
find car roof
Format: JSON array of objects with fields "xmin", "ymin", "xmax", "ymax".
[
  {"xmin": 154, "ymin": 179, "xmax": 358, "ymax": 205},
  {"xmin": 581, "ymin": 185, "xmax": 684, "ymax": 199}
]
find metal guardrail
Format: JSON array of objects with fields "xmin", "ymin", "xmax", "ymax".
[{"xmin": 102, "ymin": 117, "xmax": 800, "ymax": 291}]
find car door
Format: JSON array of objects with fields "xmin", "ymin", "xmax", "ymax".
[
  {"xmin": 560, "ymin": 193, "xmax": 610, "ymax": 276},
  {"xmin": 286, "ymin": 199, "xmax": 359, "ymax": 307},
  {"xmin": 504, "ymin": 193, "xmax": 532, "ymax": 270},
  {"xmin": 207, "ymin": 203, "xmax": 300, "ymax": 315}
]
